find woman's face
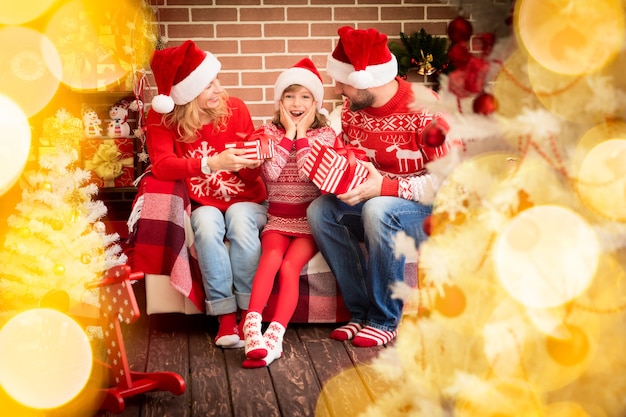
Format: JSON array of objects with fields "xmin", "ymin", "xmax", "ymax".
[
  {"xmin": 196, "ymin": 77, "xmax": 223, "ymax": 110},
  {"xmin": 281, "ymin": 85, "xmax": 314, "ymax": 122}
]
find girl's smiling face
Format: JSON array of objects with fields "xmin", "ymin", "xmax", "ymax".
[
  {"xmin": 196, "ymin": 77, "xmax": 223, "ymax": 110},
  {"xmin": 281, "ymin": 85, "xmax": 314, "ymax": 122}
]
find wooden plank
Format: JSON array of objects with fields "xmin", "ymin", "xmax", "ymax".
[
  {"xmin": 142, "ymin": 313, "xmax": 191, "ymax": 417},
  {"xmin": 343, "ymin": 343, "xmax": 391, "ymax": 400},
  {"xmin": 188, "ymin": 316, "xmax": 233, "ymax": 417},
  {"xmin": 304, "ymin": 337, "xmax": 374, "ymax": 417},
  {"xmin": 267, "ymin": 326, "xmax": 322, "ymax": 417},
  {"xmin": 225, "ymin": 348, "xmax": 281, "ymax": 417}
]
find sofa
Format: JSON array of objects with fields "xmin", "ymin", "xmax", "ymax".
[{"xmin": 126, "ymin": 173, "xmax": 418, "ymax": 323}]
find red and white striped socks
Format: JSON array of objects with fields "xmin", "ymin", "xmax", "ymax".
[
  {"xmin": 351, "ymin": 326, "xmax": 397, "ymax": 347},
  {"xmin": 329, "ymin": 322, "xmax": 363, "ymax": 341},
  {"xmin": 330, "ymin": 323, "xmax": 397, "ymax": 347}
]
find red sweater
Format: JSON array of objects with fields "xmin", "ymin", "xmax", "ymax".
[
  {"xmin": 339, "ymin": 77, "xmax": 453, "ymax": 201},
  {"xmin": 146, "ymin": 97, "xmax": 267, "ymax": 211}
]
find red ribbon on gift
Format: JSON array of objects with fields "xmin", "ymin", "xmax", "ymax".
[
  {"xmin": 250, "ymin": 131, "xmax": 272, "ymax": 158},
  {"xmin": 333, "ymin": 137, "xmax": 368, "ymax": 194},
  {"xmin": 309, "ymin": 138, "xmax": 367, "ymax": 194}
]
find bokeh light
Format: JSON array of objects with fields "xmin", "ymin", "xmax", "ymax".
[
  {"xmin": 515, "ymin": 0, "xmax": 624, "ymax": 75},
  {"xmin": 576, "ymin": 139, "xmax": 626, "ymax": 221},
  {"xmin": 0, "ymin": 0, "xmax": 56, "ymax": 25},
  {"xmin": 44, "ymin": 0, "xmax": 155, "ymax": 91},
  {"xmin": 494, "ymin": 205, "xmax": 599, "ymax": 309},
  {"xmin": 0, "ymin": 26, "xmax": 62, "ymax": 117},
  {"xmin": 0, "ymin": 308, "xmax": 93, "ymax": 410},
  {"xmin": 0, "ymin": 95, "xmax": 32, "ymax": 196}
]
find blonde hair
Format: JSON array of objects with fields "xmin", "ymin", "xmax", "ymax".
[
  {"xmin": 272, "ymin": 84, "xmax": 329, "ymax": 130},
  {"xmin": 162, "ymin": 91, "xmax": 232, "ymax": 143}
]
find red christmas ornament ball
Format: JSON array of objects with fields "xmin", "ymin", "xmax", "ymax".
[
  {"xmin": 447, "ymin": 42, "xmax": 471, "ymax": 68},
  {"xmin": 423, "ymin": 124, "xmax": 447, "ymax": 147},
  {"xmin": 448, "ymin": 16, "xmax": 473, "ymax": 43},
  {"xmin": 422, "ymin": 215, "xmax": 432, "ymax": 236},
  {"xmin": 473, "ymin": 92, "xmax": 497, "ymax": 115}
]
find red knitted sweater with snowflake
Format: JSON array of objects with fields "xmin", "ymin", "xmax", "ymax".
[{"xmin": 146, "ymin": 97, "xmax": 267, "ymax": 211}]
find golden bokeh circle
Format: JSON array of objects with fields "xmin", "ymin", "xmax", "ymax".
[
  {"xmin": 0, "ymin": 309, "xmax": 93, "ymax": 409},
  {"xmin": 515, "ymin": 0, "xmax": 624, "ymax": 75}
]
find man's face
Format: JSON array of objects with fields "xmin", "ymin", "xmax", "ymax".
[{"xmin": 334, "ymin": 81, "xmax": 374, "ymax": 111}]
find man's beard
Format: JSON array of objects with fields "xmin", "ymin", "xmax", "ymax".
[{"xmin": 348, "ymin": 90, "xmax": 375, "ymax": 111}]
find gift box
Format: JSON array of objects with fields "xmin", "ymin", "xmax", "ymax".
[
  {"xmin": 303, "ymin": 141, "xmax": 369, "ymax": 194},
  {"xmin": 225, "ymin": 132, "xmax": 275, "ymax": 159},
  {"xmin": 82, "ymin": 138, "xmax": 135, "ymax": 187}
]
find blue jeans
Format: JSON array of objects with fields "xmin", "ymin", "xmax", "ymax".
[
  {"xmin": 191, "ymin": 202, "xmax": 268, "ymax": 315},
  {"xmin": 307, "ymin": 194, "xmax": 431, "ymax": 331}
]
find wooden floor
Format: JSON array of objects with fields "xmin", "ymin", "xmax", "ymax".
[{"xmin": 64, "ymin": 280, "xmax": 392, "ymax": 417}]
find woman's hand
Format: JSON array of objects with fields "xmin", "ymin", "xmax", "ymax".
[{"xmin": 212, "ymin": 149, "xmax": 263, "ymax": 171}]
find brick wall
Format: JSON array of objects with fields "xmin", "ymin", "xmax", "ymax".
[{"xmin": 148, "ymin": 0, "xmax": 457, "ymax": 126}]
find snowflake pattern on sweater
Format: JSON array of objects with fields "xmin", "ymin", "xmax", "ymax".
[{"xmin": 145, "ymin": 97, "xmax": 267, "ymax": 211}]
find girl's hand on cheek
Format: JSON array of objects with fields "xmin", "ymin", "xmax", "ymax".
[
  {"xmin": 296, "ymin": 103, "xmax": 316, "ymax": 138},
  {"xmin": 280, "ymin": 103, "xmax": 296, "ymax": 139}
]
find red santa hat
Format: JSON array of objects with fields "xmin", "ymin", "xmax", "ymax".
[
  {"xmin": 150, "ymin": 40, "xmax": 222, "ymax": 113},
  {"xmin": 273, "ymin": 58, "xmax": 325, "ymax": 113},
  {"xmin": 326, "ymin": 26, "xmax": 398, "ymax": 89}
]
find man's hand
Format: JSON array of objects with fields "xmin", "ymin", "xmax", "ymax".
[{"xmin": 336, "ymin": 162, "xmax": 382, "ymax": 205}]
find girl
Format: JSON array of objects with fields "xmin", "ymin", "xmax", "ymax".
[{"xmin": 242, "ymin": 58, "xmax": 336, "ymax": 367}]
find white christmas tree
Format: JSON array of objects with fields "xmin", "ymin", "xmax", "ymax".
[
  {"xmin": 320, "ymin": 2, "xmax": 626, "ymax": 416},
  {"xmin": 0, "ymin": 109, "xmax": 127, "ymax": 325}
]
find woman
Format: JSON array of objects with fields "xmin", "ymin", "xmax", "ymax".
[{"xmin": 146, "ymin": 40, "xmax": 268, "ymax": 348}]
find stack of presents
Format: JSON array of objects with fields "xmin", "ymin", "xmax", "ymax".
[{"xmin": 38, "ymin": 99, "xmax": 141, "ymax": 189}]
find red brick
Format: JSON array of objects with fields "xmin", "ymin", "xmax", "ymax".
[
  {"xmin": 265, "ymin": 23, "xmax": 309, "ymax": 37},
  {"xmin": 240, "ymin": 8, "xmax": 285, "ymax": 21},
  {"xmin": 158, "ymin": 8, "xmax": 190, "ymax": 22},
  {"xmin": 426, "ymin": 6, "xmax": 459, "ymax": 20},
  {"xmin": 287, "ymin": 39, "xmax": 334, "ymax": 55},
  {"xmin": 382, "ymin": 6, "xmax": 424, "ymax": 21},
  {"xmin": 192, "ymin": 8, "xmax": 237, "ymax": 22},
  {"xmin": 216, "ymin": 23, "xmax": 262, "ymax": 37},
  {"xmin": 241, "ymin": 39, "xmax": 286, "ymax": 54},
  {"xmin": 334, "ymin": 7, "xmax": 378, "ymax": 21},
  {"xmin": 220, "ymin": 55, "xmax": 263, "ymax": 71},
  {"xmin": 166, "ymin": 24, "xmax": 214, "ymax": 39},
  {"xmin": 287, "ymin": 7, "xmax": 332, "ymax": 21}
]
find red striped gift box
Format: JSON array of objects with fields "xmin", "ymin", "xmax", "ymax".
[
  {"xmin": 225, "ymin": 132, "xmax": 275, "ymax": 159},
  {"xmin": 303, "ymin": 141, "xmax": 368, "ymax": 194}
]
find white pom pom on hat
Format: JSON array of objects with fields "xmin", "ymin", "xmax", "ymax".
[
  {"xmin": 150, "ymin": 40, "xmax": 222, "ymax": 114},
  {"xmin": 151, "ymin": 94, "xmax": 174, "ymax": 114},
  {"xmin": 326, "ymin": 26, "xmax": 398, "ymax": 89}
]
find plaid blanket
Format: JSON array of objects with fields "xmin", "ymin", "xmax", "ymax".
[
  {"xmin": 127, "ymin": 174, "xmax": 417, "ymax": 323},
  {"xmin": 127, "ymin": 173, "xmax": 205, "ymax": 313}
]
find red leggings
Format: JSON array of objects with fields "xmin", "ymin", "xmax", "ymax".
[{"xmin": 247, "ymin": 232, "xmax": 318, "ymax": 327}]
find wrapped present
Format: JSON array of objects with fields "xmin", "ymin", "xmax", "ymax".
[
  {"xmin": 225, "ymin": 132, "xmax": 275, "ymax": 159},
  {"xmin": 83, "ymin": 138, "xmax": 135, "ymax": 187},
  {"xmin": 303, "ymin": 140, "xmax": 369, "ymax": 194}
]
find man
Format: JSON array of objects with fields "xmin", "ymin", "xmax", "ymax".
[{"xmin": 307, "ymin": 26, "xmax": 454, "ymax": 347}]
